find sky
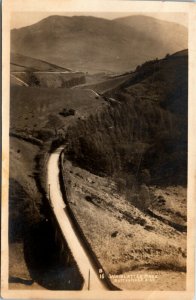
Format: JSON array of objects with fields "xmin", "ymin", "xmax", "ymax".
[{"xmin": 11, "ymin": 12, "xmax": 188, "ymax": 29}]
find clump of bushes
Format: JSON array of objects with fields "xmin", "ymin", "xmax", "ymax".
[
  {"xmin": 36, "ymin": 128, "xmax": 54, "ymax": 141},
  {"xmin": 26, "ymin": 71, "xmax": 40, "ymax": 86},
  {"xmin": 59, "ymin": 108, "xmax": 75, "ymax": 117}
]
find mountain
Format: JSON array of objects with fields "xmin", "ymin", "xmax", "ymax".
[
  {"xmin": 11, "ymin": 15, "xmax": 187, "ymax": 73},
  {"xmin": 114, "ymin": 15, "xmax": 187, "ymax": 55}
]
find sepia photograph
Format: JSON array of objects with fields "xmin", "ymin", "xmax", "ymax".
[{"xmin": 1, "ymin": 0, "xmax": 196, "ymax": 299}]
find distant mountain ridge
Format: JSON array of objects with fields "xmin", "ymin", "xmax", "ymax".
[
  {"xmin": 11, "ymin": 15, "xmax": 188, "ymax": 73},
  {"xmin": 114, "ymin": 15, "xmax": 187, "ymax": 55}
]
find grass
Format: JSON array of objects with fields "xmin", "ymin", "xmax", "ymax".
[
  {"xmin": 150, "ymin": 186, "xmax": 187, "ymax": 226},
  {"xmin": 62, "ymin": 159, "xmax": 187, "ymax": 290},
  {"xmin": 10, "ymin": 137, "xmax": 40, "ymax": 200},
  {"xmin": 9, "ymin": 136, "xmax": 42, "ymax": 285},
  {"xmin": 81, "ymin": 73, "xmax": 133, "ymax": 94},
  {"xmin": 10, "ymin": 86, "xmax": 106, "ymax": 134},
  {"xmin": 11, "ymin": 71, "xmax": 85, "ymax": 88},
  {"xmin": 11, "ymin": 52, "xmax": 70, "ymax": 72}
]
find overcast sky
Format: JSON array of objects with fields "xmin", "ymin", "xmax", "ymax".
[{"xmin": 11, "ymin": 12, "xmax": 188, "ymax": 29}]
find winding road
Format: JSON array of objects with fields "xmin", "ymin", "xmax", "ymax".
[
  {"xmin": 47, "ymin": 147, "xmax": 107, "ymax": 290},
  {"xmin": 11, "ymin": 74, "xmax": 29, "ymax": 87}
]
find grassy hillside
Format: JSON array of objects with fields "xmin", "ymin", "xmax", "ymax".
[
  {"xmin": 81, "ymin": 73, "xmax": 134, "ymax": 94},
  {"xmin": 9, "ymin": 137, "xmax": 43, "ymax": 287},
  {"xmin": 11, "ymin": 71, "xmax": 86, "ymax": 88},
  {"xmin": 118, "ymin": 50, "xmax": 188, "ymax": 115},
  {"xmin": 10, "ymin": 53, "xmax": 86, "ymax": 88},
  {"xmin": 10, "ymin": 86, "xmax": 106, "ymax": 137},
  {"xmin": 11, "ymin": 15, "xmax": 187, "ymax": 73},
  {"xmin": 60, "ymin": 50, "xmax": 188, "ymax": 290},
  {"xmin": 9, "ymin": 137, "xmax": 41, "ymax": 242},
  {"xmin": 11, "ymin": 52, "xmax": 71, "ymax": 72},
  {"xmin": 62, "ymin": 160, "xmax": 186, "ymax": 290},
  {"xmin": 64, "ymin": 51, "xmax": 188, "ymax": 186}
]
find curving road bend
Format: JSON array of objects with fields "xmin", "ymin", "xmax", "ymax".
[{"xmin": 47, "ymin": 147, "xmax": 107, "ymax": 290}]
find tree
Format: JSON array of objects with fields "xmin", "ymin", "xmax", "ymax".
[
  {"xmin": 47, "ymin": 114, "xmax": 64, "ymax": 136},
  {"xmin": 26, "ymin": 71, "xmax": 40, "ymax": 86}
]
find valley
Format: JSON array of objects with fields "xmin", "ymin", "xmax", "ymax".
[{"xmin": 9, "ymin": 14, "xmax": 188, "ymax": 291}]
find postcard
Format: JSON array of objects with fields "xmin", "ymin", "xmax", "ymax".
[{"xmin": 1, "ymin": 0, "xmax": 195, "ymax": 299}]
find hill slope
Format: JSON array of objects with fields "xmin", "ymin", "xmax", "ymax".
[
  {"xmin": 65, "ymin": 50, "xmax": 188, "ymax": 186},
  {"xmin": 115, "ymin": 15, "xmax": 187, "ymax": 55},
  {"xmin": 11, "ymin": 52, "xmax": 71, "ymax": 72},
  {"xmin": 11, "ymin": 15, "xmax": 187, "ymax": 73},
  {"xmin": 59, "ymin": 50, "xmax": 188, "ymax": 290},
  {"xmin": 9, "ymin": 49, "xmax": 188, "ymax": 290}
]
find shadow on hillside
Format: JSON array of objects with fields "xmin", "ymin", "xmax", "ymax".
[
  {"xmin": 9, "ymin": 276, "xmax": 34, "ymax": 286},
  {"xmin": 146, "ymin": 209, "xmax": 187, "ymax": 233},
  {"xmin": 23, "ymin": 219, "xmax": 83, "ymax": 290}
]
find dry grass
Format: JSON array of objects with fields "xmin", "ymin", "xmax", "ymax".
[
  {"xmin": 10, "ymin": 86, "xmax": 106, "ymax": 134},
  {"xmin": 63, "ymin": 159, "xmax": 187, "ymax": 290},
  {"xmin": 150, "ymin": 186, "xmax": 187, "ymax": 226},
  {"xmin": 9, "ymin": 137, "xmax": 42, "ymax": 286},
  {"xmin": 10, "ymin": 137, "xmax": 40, "ymax": 201}
]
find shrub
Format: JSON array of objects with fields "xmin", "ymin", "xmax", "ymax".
[
  {"xmin": 59, "ymin": 108, "xmax": 75, "ymax": 117},
  {"xmin": 37, "ymin": 128, "xmax": 54, "ymax": 141}
]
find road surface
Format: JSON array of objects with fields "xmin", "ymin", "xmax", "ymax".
[
  {"xmin": 11, "ymin": 74, "xmax": 29, "ymax": 87},
  {"xmin": 47, "ymin": 147, "xmax": 107, "ymax": 290}
]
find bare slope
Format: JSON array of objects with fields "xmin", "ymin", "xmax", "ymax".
[
  {"xmin": 10, "ymin": 86, "xmax": 106, "ymax": 134},
  {"xmin": 62, "ymin": 160, "xmax": 186, "ymax": 290},
  {"xmin": 10, "ymin": 53, "xmax": 84, "ymax": 88},
  {"xmin": 115, "ymin": 15, "xmax": 187, "ymax": 54},
  {"xmin": 11, "ymin": 52, "xmax": 71, "ymax": 72},
  {"xmin": 9, "ymin": 137, "xmax": 42, "ymax": 288},
  {"xmin": 11, "ymin": 15, "xmax": 187, "ymax": 73}
]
